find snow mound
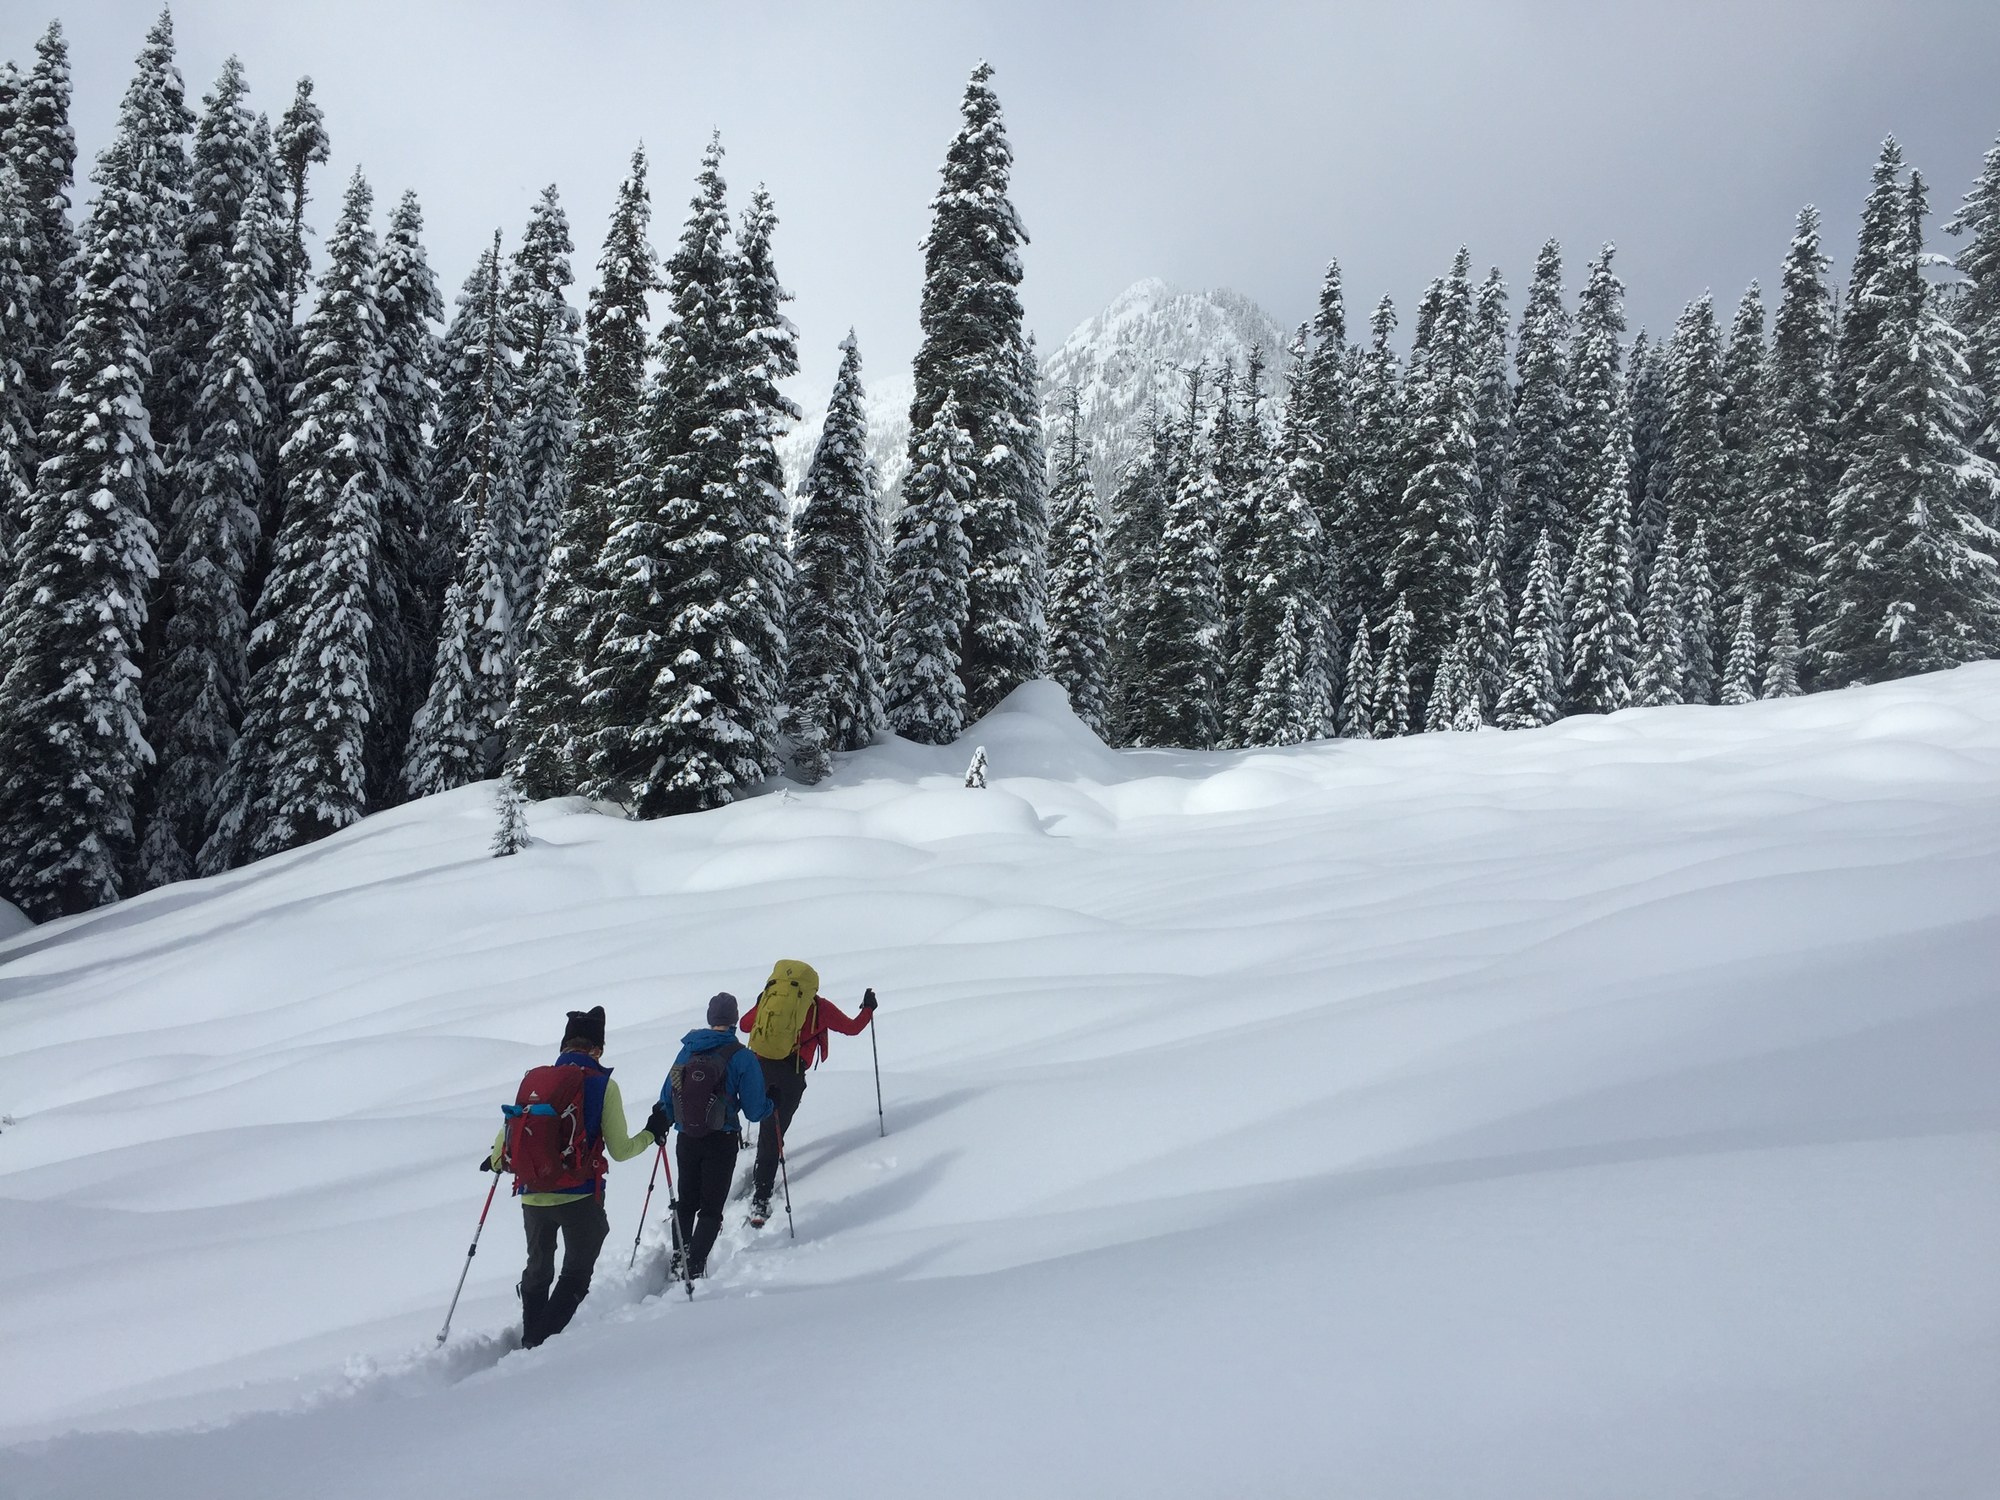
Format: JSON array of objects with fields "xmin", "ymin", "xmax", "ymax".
[
  {"xmin": 0, "ymin": 898, "xmax": 29, "ymax": 942},
  {"xmin": 4, "ymin": 666, "xmax": 2000, "ymax": 1499}
]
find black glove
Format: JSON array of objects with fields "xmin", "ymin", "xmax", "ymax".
[
  {"xmin": 860, "ymin": 988, "xmax": 878, "ymax": 1013},
  {"xmin": 478, "ymin": 1152, "xmax": 497, "ymax": 1172},
  {"xmin": 644, "ymin": 1102, "xmax": 672, "ymax": 1140}
]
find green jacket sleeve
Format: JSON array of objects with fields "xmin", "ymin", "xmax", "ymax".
[{"xmin": 600, "ymin": 1078, "xmax": 656, "ymax": 1163}]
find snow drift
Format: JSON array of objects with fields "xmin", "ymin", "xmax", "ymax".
[{"xmin": 3, "ymin": 670, "xmax": 1998, "ymax": 1499}]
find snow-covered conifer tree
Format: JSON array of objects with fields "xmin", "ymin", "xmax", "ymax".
[
  {"xmin": 1763, "ymin": 606, "xmax": 1803, "ymax": 698},
  {"xmin": 0, "ymin": 24, "xmax": 188, "ymax": 916},
  {"xmin": 1746, "ymin": 207, "xmax": 1835, "ymax": 644},
  {"xmin": 364, "ymin": 191, "xmax": 443, "ymax": 807},
  {"xmin": 1626, "ymin": 332, "xmax": 1670, "ymax": 558},
  {"xmin": 1657, "ymin": 294, "xmax": 1727, "ymax": 592},
  {"xmin": 135, "ymin": 168, "xmax": 282, "ymax": 888},
  {"xmin": 1632, "ymin": 521, "xmax": 1686, "ymax": 708},
  {"xmin": 787, "ymin": 332, "xmax": 887, "ymax": 780},
  {"xmin": 1373, "ymin": 594, "xmax": 1415, "ymax": 738},
  {"xmin": 1106, "ymin": 418, "xmax": 1171, "ymax": 743},
  {"xmin": 908, "ymin": 63, "xmax": 1045, "ymax": 717},
  {"xmin": 504, "ymin": 185, "xmax": 581, "ymax": 639},
  {"xmin": 4, "ymin": 21, "xmax": 76, "ymax": 412},
  {"xmin": 272, "ymin": 77, "xmax": 328, "ymax": 326},
  {"xmin": 203, "ymin": 171, "xmax": 387, "ymax": 869},
  {"xmin": 1135, "ymin": 368, "xmax": 1224, "ymax": 749},
  {"xmin": 1043, "ymin": 384, "xmax": 1112, "ymax": 736},
  {"xmin": 0, "ymin": 164, "xmax": 34, "ymax": 567},
  {"xmin": 1298, "ymin": 261, "xmax": 1351, "ymax": 532},
  {"xmin": 404, "ymin": 238, "xmax": 521, "ymax": 799},
  {"xmin": 884, "ymin": 391, "xmax": 973, "ymax": 746},
  {"xmin": 1721, "ymin": 598, "xmax": 1761, "ymax": 705},
  {"xmin": 1237, "ymin": 463, "xmax": 1332, "ymax": 748},
  {"xmin": 1464, "ymin": 517, "xmax": 1512, "ymax": 713},
  {"xmin": 1339, "ymin": 626, "xmax": 1375, "ymax": 739},
  {"xmin": 1717, "ymin": 285, "xmax": 1767, "ymax": 586},
  {"xmin": 1813, "ymin": 172, "xmax": 2000, "ymax": 684},
  {"xmin": 509, "ymin": 146, "xmax": 655, "ymax": 798},
  {"xmin": 1471, "ymin": 267, "xmax": 1512, "ymax": 546},
  {"xmin": 1680, "ymin": 520, "xmax": 1721, "ymax": 704},
  {"xmin": 1339, "ymin": 296, "xmax": 1404, "ymax": 640},
  {"xmin": 491, "ymin": 773, "xmax": 529, "ymax": 855},
  {"xmin": 1508, "ymin": 241, "xmax": 1570, "ymax": 588},
  {"xmin": 963, "ymin": 745, "xmax": 987, "ymax": 788},
  {"xmin": 1948, "ymin": 135, "xmax": 2000, "ymax": 499},
  {"xmin": 1563, "ymin": 248, "xmax": 1638, "ymax": 715},
  {"xmin": 1495, "ymin": 529, "xmax": 1564, "ymax": 729},
  {"xmin": 1386, "ymin": 249, "xmax": 1480, "ymax": 708}
]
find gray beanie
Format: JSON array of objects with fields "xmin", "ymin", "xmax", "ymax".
[{"xmin": 706, "ymin": 991, "xmax": 739, "ymax": 1027}]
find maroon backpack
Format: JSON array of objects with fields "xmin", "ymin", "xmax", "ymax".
[{"xmin": 503, "ymin": 1063, "xmax": 604, "ymax": 1194}]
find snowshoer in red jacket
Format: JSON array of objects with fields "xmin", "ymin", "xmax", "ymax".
[
  {"xmin": 738, "ymin": 960, "xmax": 876, "ymax": 1227},
  {"xmin": 483, "ymin": 1005, "xmax": 664, "ymax": 1348}
]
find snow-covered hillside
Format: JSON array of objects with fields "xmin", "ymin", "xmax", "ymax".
[
  {"xmin": 781, "ymin": 280, "xmax": 1288, "ymax": 513},
  {"xmin": 1039, "ymin": 277, "xmax": 1290, "ymax": 500},
  {"xmin": 4, "ymin": 671, "xmax": 1999, "ymax": 1499}
]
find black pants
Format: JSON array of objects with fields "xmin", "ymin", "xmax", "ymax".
[
  {"xmin": 673, "ymin": 1131, "xmax": 741, "ymax": 1276},
  {"xmin": 520, "ymin": 1195, "xmax": 608, "ymax": 1348},
  {"xmin": 753, "ymin": 1057, "xmax": 807, "ymax": 1202}
]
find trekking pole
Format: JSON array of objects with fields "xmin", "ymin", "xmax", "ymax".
[
  {"xmin": 773, "ymin": 1111, "xmax": 796, "ymax": 1240},
  {"xmin": 437, "ymin": 1171, "xmax": 502, "ymax": 1346},
  {"xmin": 629, "ymin": 1139, "xmax": 665, "ymax": 1270},
  {"xmin": 663, "ymin": 1139, "xmax": 694, "ymax": 1301},
  {"xmin": 869, "ymin": 1014, "xmax": 885, "ymax": 1138}
]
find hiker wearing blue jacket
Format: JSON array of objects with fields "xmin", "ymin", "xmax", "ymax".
[{"xmin": 657, "ymin": 992, "xmax": 774, "ymax": 1277}]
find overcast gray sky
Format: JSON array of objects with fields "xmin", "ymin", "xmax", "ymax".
[{"xmin": 14, "ymin": 1, "xmax": 2000, "ymax": 401}]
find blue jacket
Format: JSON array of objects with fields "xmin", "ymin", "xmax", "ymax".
[{"xmin": 657, "ymin": 1028, "xmax": 773, "ymax": 1135}]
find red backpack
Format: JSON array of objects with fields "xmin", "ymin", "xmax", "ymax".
[{"xmin": 503, "ymin": 1063, "xmax": 605, "ymax": 1195}]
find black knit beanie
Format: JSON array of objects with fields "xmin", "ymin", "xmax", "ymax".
[
  {"xmin": 706, "ymin": 992, "xmax": 739, "ymax": 1027},
  {"xmin": 564, "ymin": 1005, "xmax": 606, "ymax": 1049}
]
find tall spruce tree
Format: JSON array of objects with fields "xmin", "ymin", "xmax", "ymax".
[
  {"xmin": 1106, "ymin": 413, "xmax": 1172, "ymax": 743},
  {"xmin": 1339, "ymin": 623, "xmax": 1375, "ymax": 739},
  {"xmin": 1340, "ymin": 296, "xmax": 1404, "ymax": 637},
  {"xmin": 584, "ymin": 138, "xmax": 788, "ymax": 815},
  {"xmin": 1946, "ymin": 135, "xmax": 2000, "ymax": 511},
  {"xmin": 1133, "ymin": 368, "xmax": 1224, "ymax": 748},
  {"xmin": 1747, "ymin": 207, "xmax": 1835, "ymax": 646},
  {"xmin": 365, "ymin": 190, "xmax": 443, "ymax": 807},
  {"xmin": 504, "ymin": 184, "xmax": 582, "ymax": 639},
  {"xmin": 1386, "ymin": 249, "xmax": 1480, "ymax": 709},
  {"xmin": 1626, "ymin": 331, "xmax": 1671, "ymax": 563},
  {"xmin": 0, "ymin": 24, "xmax": 190, "ymax": 917},
  {"xmin": 1495, "ymin": 529, "xmax": 1565, "ymax": 729},
  {"xmin": 907, "ymin": 63, "xmax": 1045, "ymax": 717},
  {"xmin": 1563, "ymin": 247, "xmax": 1638, "ymax": 714},
  {"xmin": 1464, "ymin": 516, "xmax": 1512, "ymax": 715},
  {"xmin": 1657, "ymin": 294, "xmax": 1727, "ymax": 594},
  {"xmin": 1471, "ymin": 267, "xmax": 1513, "ymax": 547},
  {"xmin": 884, "ymin": 391, "xmax": 973, "ymax": 745},
  {"xmin": 721, "ymin": 182, "xmax": 801, "ymax": 774},
  {"xmin": 1813, "ymin": 172, "xmax": 2000, "ymax": 684},
  {"xmin": 1508, "ymin": 240, "xmax": 1571, "ymax": 588},
  {"xmin": 1717, "ymin": 285, "xmax": 1767, "ymax": 591},
  {"xmin": 133, "ymin": 166, "xmax": 283, "ymax": 889},
  {"xmin": 1632, "ymin": 520, "xmax": 1686, "ymax": 708},
  {"xmin": 1299, "ymin": 260, "xmax": 1351, "ymax": 534},
  {"xmin": 1237, "ymin": 456, "xmax": 1333, "ymax": 747},
  {"xmin": 1043, "ymin": 384, "xmax": 1112, "ymax": 736},
  {"xmin": 1763, "ymin": 606, "xmax": 1803, "ymax": 698},
  {"xmin": 203, "ymin": 171, "xmax": 387, "ymax": 869},
  {"xmin": 1681, "ymin": 519, "xmax": 1721, "ymax": 704},
  {"xmin": 272, "ymin": 77, "xmax": 329, "ymax": 326},
  {"xmin": 0, "ymin": 162, "xmax": 34, "ymax": 569},
  {"xmin": 404, "ymin": 238, "xmax": 521, "ymax": 798},
  {"xmin": 1372, "ymin": 593, "xmax": 1415, "ymax": 738},
  {"xmin": 509, "ymin": 145, "xmax": 656, "ymax": 798},
  {"xmin": 3, "ymin": 21, "xmax": 75, "ymax": 417},
  {"xmin": 787, "ymin": 332, "xmax": 888, "ymax": 779},
  {"xmin": 1720, "ymin": 597, "xmax": 1761, "ymax": 705}
]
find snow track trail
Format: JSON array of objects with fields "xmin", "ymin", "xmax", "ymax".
[{"xmin": 4, "ymin": 674, "xmax": 2000, "ymax": 1499}]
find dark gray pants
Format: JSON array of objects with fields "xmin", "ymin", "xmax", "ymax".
[
  {"xmin": 752, "ymin": 1057, "xmax": 806, "ymax": 1203},
  {"xmin": 520, "ymin": 1195, "xmax": 608, "ymax": 1348}
]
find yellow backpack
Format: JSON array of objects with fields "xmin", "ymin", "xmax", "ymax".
[{"xmin": 747, "ymin": 959, "xmax": 820, "ymax": 1062}]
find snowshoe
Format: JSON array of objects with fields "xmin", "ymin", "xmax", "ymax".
[{"xmin": 748, "ymin": 1198, "xmax": 771, "ymax": 1228}]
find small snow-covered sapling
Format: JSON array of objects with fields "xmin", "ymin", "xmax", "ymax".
[
  {"xmin": 492, "ymin": 775, "xmax": 531, "ymax": 856},
  {"xmin": 964, "ymin": 746, "xmax": 988, "ymax": 789}
]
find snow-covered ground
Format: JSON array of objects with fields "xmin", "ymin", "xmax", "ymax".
[{"xmin": 3, "ymin": 672, "xmax": 1999, "ymax": 1499}]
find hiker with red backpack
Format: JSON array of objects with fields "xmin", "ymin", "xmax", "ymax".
[
  {"xmin": 483, "ymin": 1005, "xmax": 667, "ymax": 1348},
  {"xmin": 739, "ymin": 960, "xmax": 878, "ymax": 1228},
  {"xmin": 655, "ymin": 991, "xmax": 774, "ymax": 1280}
]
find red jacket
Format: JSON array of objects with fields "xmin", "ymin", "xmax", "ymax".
[{"xmin": 739, "ymin": 995, "xmax": 871, "ymax": 1070}]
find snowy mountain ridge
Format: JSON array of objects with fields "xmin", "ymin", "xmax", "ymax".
[{"xmin": 779, "ymin": 279, "xmax": 1289, "ymax": 514}]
